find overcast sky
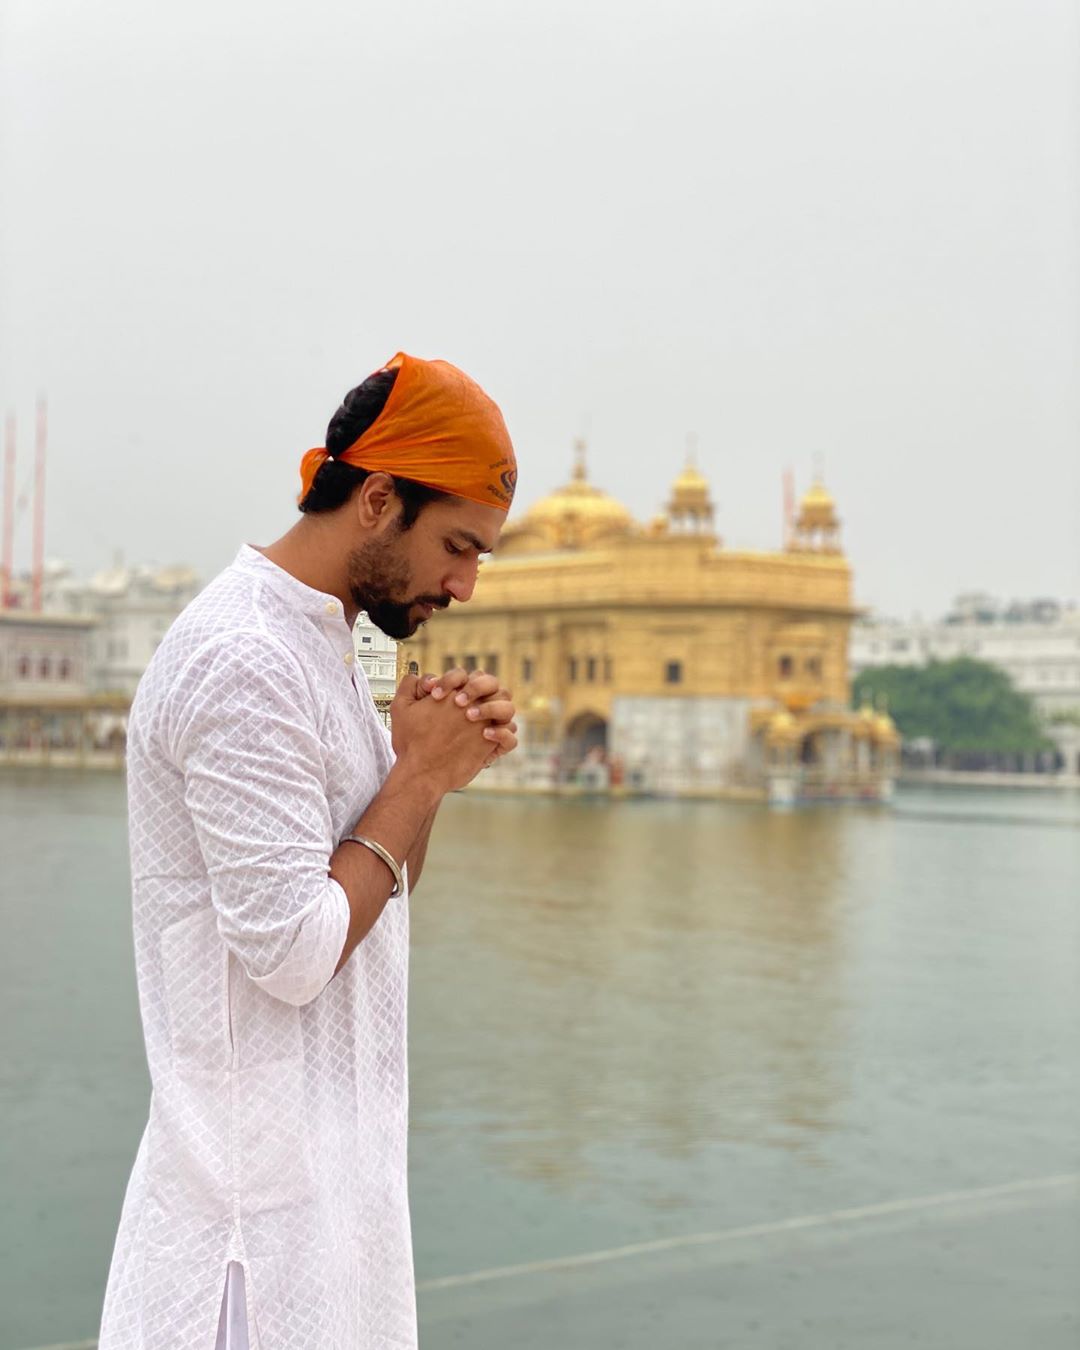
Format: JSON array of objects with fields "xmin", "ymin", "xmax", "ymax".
[{"xmin": 2, "ymin": 0, "xmax": 1077, "ymax": 619}]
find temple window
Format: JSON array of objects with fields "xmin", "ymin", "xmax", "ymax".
[
  {"xmin": 779, "ymin": 654, "xmax": 794, "ymax": 679},
  {"xmin": 17, "ymin": 656, "xmax": 30, "ymax": 678},
  {"xmin": 665, "ymin": 660, "xmax": 683, "ymax": 685},
  {"xmin": 464, "ymin": 653, "xmax": 477, "ymax": 671},
  {"xmin": 486, "ymin": 654, "xmax": 499, "ymax": 677},
  {"xmin": 586, "ymin": 657, "xmax": 597, "ymax": 682},
  {"xmin": 521, "ymin": 657, "xmax": 534, "ymax": 683},
  {"xmin": 806, "ymin": 656, "xmax": 822, "ymax": 677},
  {"xmin": 443, "ymin": 655, "xmax": 456, "ymax": 672},
  {"xmin": 568, "ymin": 657, "xmax": 578, "ymax": 682},
  {"xmin": 39, "ymin": 657, "xmax": 51, "ymax": 679},
  {"xmin": 59, "ymin": 658, "xmax": 72, "ymax": 680}
]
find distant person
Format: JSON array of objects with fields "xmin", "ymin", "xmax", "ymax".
[{"xmin": 98, "ymin": 353, "xmax": 518, "ymax": 1350}]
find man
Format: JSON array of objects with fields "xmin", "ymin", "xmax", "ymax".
[{"xmin": 98, "ymin": 352, "xmax": 518, "ymax": 1350}]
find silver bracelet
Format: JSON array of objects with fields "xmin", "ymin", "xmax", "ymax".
[{"xmin": 340, "ymin": 834, "xmax": 404, "ymax": 898}]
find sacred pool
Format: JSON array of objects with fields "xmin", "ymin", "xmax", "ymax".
[{"xmin": 1, "ymin": 772, "xmax": 1076, "ymax": 1350}]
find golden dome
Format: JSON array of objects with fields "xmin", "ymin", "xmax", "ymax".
[
  {"xmin": 670, "ymin": 463, "xmax": 709, "ymax": 499},
  {"xmin": 797, "ymin": 480, "xmax": 838, "ymax": 530},
  {"xmin": 529, "ymin": 439, "xmax": 632, "ymax": 524},
  {"xmin": 525, "ymin": 478, "xmax": 635, "ymax": 529},
  {"xmin": 849, "ymin": 700, "xmax": 875, "ymax": 737},
  {"xmin": 766, "ymin": 708, "xmax": 801, "ymax": 743},
  {"xmin": 665, "ymin": 451, "xmax": 716, "ymax": 536},
  {"xmin": 497, "ymin": 439, "xmax": 636, "ymax": 555}
]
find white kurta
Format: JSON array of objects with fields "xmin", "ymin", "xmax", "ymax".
[{"xmin": 98, "ymin": 544, "xmax": 416, "ymax": 1350}]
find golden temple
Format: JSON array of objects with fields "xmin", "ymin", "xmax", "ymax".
[{"xmin": 399, "ymin": 444, "xmax": 898, "ymax": 803}]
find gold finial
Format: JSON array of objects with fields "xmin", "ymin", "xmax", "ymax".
[
  {"xmin": 812, "ymin": 449, "xmax": 826, "ymax": 485},
  {"xmin": 685, "ymin": 431, "xmax": 698, "ymax": 470},
  {"xmin": 572, "ymin": 437, "xmax": 587, "ymax": 483}
]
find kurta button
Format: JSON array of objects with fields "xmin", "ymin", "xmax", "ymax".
[
  {"xmin": 325, "ymin": 601, "xmax": 338, "ymax": 615},
  {"xmin": 344, "ymin": 652, "xmax": 354, "ymax": 666}
]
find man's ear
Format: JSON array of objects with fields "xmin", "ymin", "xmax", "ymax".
[{"xmin": 354, "ymin": 472, "xmax": 399, "ymax": 530}]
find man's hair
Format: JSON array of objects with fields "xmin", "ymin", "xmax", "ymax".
[{"xmin": 299, "ymin": 367, "xmax": 451, "ymax": 529}]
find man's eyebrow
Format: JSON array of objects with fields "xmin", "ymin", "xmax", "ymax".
[{"xmin": 455, "ymin": 531, "xmax": 496, "ymax": 554}]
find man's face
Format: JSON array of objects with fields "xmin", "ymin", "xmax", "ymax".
[{"xmin": 347, "ymin": 497, "xmax": 504, "ymax": 640}]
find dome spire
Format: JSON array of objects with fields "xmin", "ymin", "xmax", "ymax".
[
  {"xmin": 572, "ymin": 437, "xmax": 588, "ymax": 483},
  {"xmin": 493, "ymin": 436, "xmax": 636, "ymax": 556},
  {"xmin": 665, "ymin": 439, "xmax": 716, "ymax": 538},
  {"xmin": 789, "ymin": 464, "xmax": 842, "ymax": 554}
]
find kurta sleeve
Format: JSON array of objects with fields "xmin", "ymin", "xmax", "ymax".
[{"xmin": 165, "ymin": 632, "xmax": 351, "ymax": 1007}]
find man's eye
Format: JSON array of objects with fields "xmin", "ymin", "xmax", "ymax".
[{"xmin": 445, "ymin": 542, "xmax": 462, "ymax": 556}]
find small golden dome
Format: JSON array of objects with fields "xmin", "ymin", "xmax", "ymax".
[
  {"xmin": 665, "ymin": 452, "xmax": 716, "ymax": 535},
  {"xmin": 766, "ymin": 708, "xmax": 801, "ymax": 742},
  {"xmin": 797, "ymin": 480, "xmax": 838, "ymax": 529},
  {"xmin": 671, "ymin": 463, "xmax": 709, "ymax": 497}
]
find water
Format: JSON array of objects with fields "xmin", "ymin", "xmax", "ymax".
[{"xmin": 1, "ymin": 773, "xmax": 1077, "ymax": 1349}]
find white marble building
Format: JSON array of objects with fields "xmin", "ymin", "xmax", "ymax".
[
  {"xmin": 851, "ymin": 594, "xmax": 1080, "ymax": 719},
  {"xmin": 0, "ymin": 610, "xmax": 94, "ymax": 699},
  {"xmin": 0, "ymin": 607, "xmax": 131, "ymax": 761},
  {"xmin": 2, "ymin": 559, "xmax": 403, "ymax": 755},
  {"xmin": 352, "ymin": 611, "xmax": 398, "ymax": 702},
  {"xmin": 610, "ymin": 695, "xmax": 756, "ymax": 793},
  {"xmin": 8, "ymin": 559, "xmax": 201, "ymax": 696},
  {"xmin": 13, "ymin": 560, "xmax": 400, "ymax": 702}
]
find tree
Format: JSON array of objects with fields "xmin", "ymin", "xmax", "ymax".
[{"xmin": 853, "ymin": 658, "xmax": 1051, "ymax": 768}]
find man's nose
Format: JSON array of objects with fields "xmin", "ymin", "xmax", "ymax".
[{"xmin": 443, "ymin": 559, "xmax": 479, "ymax": 604}]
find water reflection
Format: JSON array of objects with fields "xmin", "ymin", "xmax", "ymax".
[{"xmin": 411, "ymin": 797, "xmax": 871, "ymax": 1189}]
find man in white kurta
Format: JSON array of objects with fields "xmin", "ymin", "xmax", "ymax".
[{"xmin": 98, "ymin": 352, "xmax": 517, "ymax": 1349}]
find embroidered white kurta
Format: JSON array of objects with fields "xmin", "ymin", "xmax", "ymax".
[{"xmin": 98, "ymin": 543, "xmax": 416, "ymax": 1350}]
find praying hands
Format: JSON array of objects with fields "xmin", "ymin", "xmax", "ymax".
[{"xmin": 391, "ymin": 667, "xmax": 518, "ymax": 783}]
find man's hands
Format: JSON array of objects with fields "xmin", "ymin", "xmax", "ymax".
[
  {"xmin": 390, "ymin": 666, "xmax": 518, "ymax": 790},
  {"xmin": 329, "ymin": 667, "xmax": 516, "ymax": 973},
  {"xmin": 421, "ymin": 667, "xmax": 518, "ymax": 764}
]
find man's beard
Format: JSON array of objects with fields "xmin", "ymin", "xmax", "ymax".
[{"xmin": 346, "ymin": 538, "xmax": 449, "ymax": 640}]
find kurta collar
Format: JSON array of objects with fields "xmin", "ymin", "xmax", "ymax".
[{"xmin": 233, "ymin": 543, "xmax": 350, "ymax": 627}]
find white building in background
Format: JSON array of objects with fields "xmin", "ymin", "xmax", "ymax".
[
  {"xmin": 851, "ymin": 593, "xmax": 1080, "ymax": 720},
  {"xmin": 0, "ymin": 610, "xmax": 94, "ymax": 698},
  {"xmin": 353, "ymin": 611, "xmax": 398, "ymax": 702},
  {"xmin": 0, "ymin": 606, "xmax": 128, "ymax": 763},
  {"xmin": 8, "ymin": 558, "xmax": 201, "ymax": 696},
  {"xmin": 1, "ymin": 556, "xmax": 403, "ymax": 760}
]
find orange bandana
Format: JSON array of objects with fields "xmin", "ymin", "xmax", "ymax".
[{"xmin": 299, "ymin": 352, "xmax": 517, "ymax": 511}]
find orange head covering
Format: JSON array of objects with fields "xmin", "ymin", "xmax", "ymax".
[{"xmin": 299, "ymin": 352, "xmax": 517, "ymax": 511}]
